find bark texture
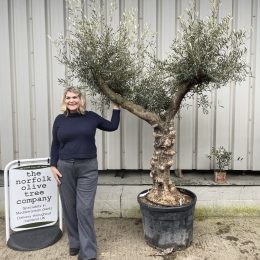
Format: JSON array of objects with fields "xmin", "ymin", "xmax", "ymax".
[{"xmin": 146, "ymin": 124, "xmax": 191, "ymax": 206}]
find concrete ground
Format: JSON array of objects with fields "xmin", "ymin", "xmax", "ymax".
[{"xmin": 0, "ymin": 216, "xmax": 260, "ymax": 260}]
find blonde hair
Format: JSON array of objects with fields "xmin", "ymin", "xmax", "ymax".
[{"xmin": 61, "ymin": 87, "xmax": 86, "ymax": 116}]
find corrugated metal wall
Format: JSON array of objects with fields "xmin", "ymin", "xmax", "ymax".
[{"xmin": 1, "ymin": 0, "xmax": 260, "ymax": 171}]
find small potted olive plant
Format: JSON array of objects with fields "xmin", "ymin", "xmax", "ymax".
[{"xmin": 208, "ymin": 146, "xmax": 233, "ymax": 183}]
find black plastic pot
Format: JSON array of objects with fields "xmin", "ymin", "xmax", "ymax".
[{"xmin": 137, "ymin": 188, "xmax": 197, "ymax": 250}]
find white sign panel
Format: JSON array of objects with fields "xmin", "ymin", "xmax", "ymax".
[{"xmin": 9, "ymin": 166, "xmax": 58, "ymax": 231}]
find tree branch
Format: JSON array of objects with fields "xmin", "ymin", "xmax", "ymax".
[
  {"xmin": 166, "ymin": 83, "xmax": 194, "ymax": 121},
  {"xmin": 95, "ymin": 74, "xmax": 162, "ymax": 128}
]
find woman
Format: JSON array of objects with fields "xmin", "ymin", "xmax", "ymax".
[{"xmin": 50, "ymin": 87, "xmax": 120, "ymax": 260}]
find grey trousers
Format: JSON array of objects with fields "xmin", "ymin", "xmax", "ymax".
[{"xmin": 57, "ymin": 158, "xmax": 98, "ymax": 260}]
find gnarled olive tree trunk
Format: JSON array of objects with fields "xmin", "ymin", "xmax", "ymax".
[
  {"xmin": 96, "ymin": 78, "xmax": 192, "ymax": 206},
  {"xmin": 146, "ymin": 123, "xmax": 190, "ymax": 206}
]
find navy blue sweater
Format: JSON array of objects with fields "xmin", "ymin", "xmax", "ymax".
[{"xmin": 50, "ymin": 109, "xmax": 120, "ymax": 167}]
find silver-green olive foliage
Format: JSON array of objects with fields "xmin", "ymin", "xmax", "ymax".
[{"xmin": 58, "ymin": 0, "xmax": 248, "ymax": 124}]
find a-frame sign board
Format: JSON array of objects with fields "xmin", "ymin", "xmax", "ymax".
[{"xmin": 4, "ymin": 158, "xmax": 63, "ymax": 250}]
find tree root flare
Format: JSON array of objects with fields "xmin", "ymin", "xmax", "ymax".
[{"xmin": 146, "ymin": 187, "xmax": 192, "ymax": 207}]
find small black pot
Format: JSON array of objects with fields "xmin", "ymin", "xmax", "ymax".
[{"xmin": 137, "ymin": 188, "xmax": 197, "ymax": 250}]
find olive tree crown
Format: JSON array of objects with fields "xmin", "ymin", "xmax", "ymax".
[{"xmin": 57, "ymin": 0, "xmax": 249, "ymax": 127}]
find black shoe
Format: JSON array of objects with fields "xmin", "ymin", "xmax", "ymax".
[
  {"xmin": 69, "ymin": 248, "xmax": 80, "ymax": 256},
  {"xmin": 78, "ymin": 257, "xmax": 96, "ymax": 260}
]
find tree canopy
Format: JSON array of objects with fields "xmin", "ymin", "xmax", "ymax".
[{"xmin": 57, "ymin": 0, "xmax": 248, "ymax": 127}]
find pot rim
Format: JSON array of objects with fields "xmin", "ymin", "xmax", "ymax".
[{"xmin": 137, "ymin": 187, "xmax": 197, "ymax": 212}]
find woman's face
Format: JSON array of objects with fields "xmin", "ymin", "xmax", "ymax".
[{"xmin": 65, "ymin": 91, "xmax": 80, "ymax": 113}]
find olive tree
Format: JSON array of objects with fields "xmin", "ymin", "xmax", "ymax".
[{"xmin": 57, "ymin": 0, "xmax": 248, "ymax": 206}]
